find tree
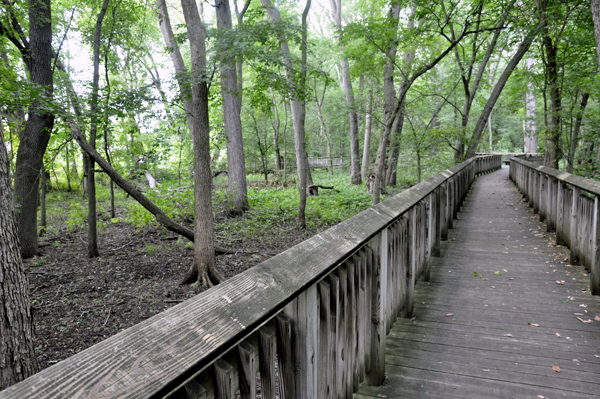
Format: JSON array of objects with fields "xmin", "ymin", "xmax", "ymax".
[
  {"xmin": 180, "ymin": 0, "xmax": 224, "ymax": 286},
  {"xmin": 1, "ymin": 0, "xmax": 56, "ymax": 258},
  {"xmin": 328, "ymin": 0, "xmax": 361, "ymax": 184},
  {"xmin": 215, "ymin": 0, "xmax": 249, "ymax": 216},
  {"xmin": 0, "ymin": 129, "xmax": 38, "ymax": 389},
  {"xmin": 261, "ymin": 0, "xmax": 312, "ymax": 228}
]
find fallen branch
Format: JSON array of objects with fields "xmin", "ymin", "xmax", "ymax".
[{"xmin": 308, "ymin": 184, "xmax": 338, "ymax": 196}]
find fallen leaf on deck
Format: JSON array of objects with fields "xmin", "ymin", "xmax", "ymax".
[
  {"xmin": 577, "ymin": 317, "xmax": 592, "ymax": 324},
  {"xmin": 537, "ymin": 396, "xmax": 547, "ymax": 399},
  {"xmin": 595, "ymin": 316, "xmax": 600, "ymax": 321},
  {"xmin": 555, "ymin": 332, "xmax": 561, "ymax": 337},
  {"xmin": 446, "ymin": 313, "xmax": 453, "ymax": 317},
  {"xmin": 552, "ymin": 364, "xmax": 561, "ymax": 373},
  {"xmin": 504, "ymin": 333, "xmax": 514, "ymax": 337},
  {"xmin": 574, "ymin": 313, "xmax": 584, "ymax": 316},
  {"xmin": 490, "ymin": 286, "xmax": 495, "ymax": 288},
  {"xmin": 528, "ymin": 323, "xmax": 540, "ymax": 327},
  {"xmin": 573, "ymin": 359, "xmax": 579, "ymax": 362},
  {"xmin": 595, "ymin": 355, "xmax": 600, "ymax": 358},
  {"xmin": 556, "ymin": 280, "xmax": 564, "ymax": 285}
]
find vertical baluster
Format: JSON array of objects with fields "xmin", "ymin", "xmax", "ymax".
[
  {"xmin": 448, "ymin": 177, "xmax": 454, "ymax": 229},
  {"xmin": 431, "ymin": 187, "xmax": 441, "ymax": 257},
  {"xmin": 421, "ymin": 200, "xmax": 430, "ymax": 281},
  {"xmin": 440, "ymin": 182, "xmax": 448, "ymax": 241},
  {"xmin": 365, "ymin": 229, "xmax": 387, "ymax": 386},
  {"xmin": 557, "ymin": 180, "xmax": 565, "ymax": 246},
  {"xmin": 539, "ymin": 173, "xmax": 546, "ymax": 222},
  {"xmin": 357, "ymin": 250, "xmax": 367, "ymax": 382},
  {"xmin": 327, "ymin": 273, "xmax": 340, "ymax": 399},
  {"xmin": 237, "ymin": 341, "xmax": 256, "ymax": 399},
  {"xmin": 337, "ymin": 267, "xmax": 348, "ymax": 398},
  {"xmin": 317, "ymin": 280, "xmax": 331, "ymax": 399},
  {"xmin": 363, "ymin": 248, "xmax": 373, "ymax": 374},
  {"xmin": 276, "ymin": 312, "xmax": 294, "ymax": 399},
  {"xmin": 570, "ymin": 187, "xmax": 582, "ymax": 265},
  {"xmin": 591, "ymin": 196, "xmax": 600, "ymax": 295},
  {"xmin": 258, "ymin": 327, "xmax": 276, "ymax": 399},
  {"xmin": 181, "ymin": 379, "xmax": 206, "ymax": 399},
  {"xmin": 405, "ymin": 207, "xmax": 416, "ymax": 318},
  {"xmin": 214, "ymin": 359, "xmax": 233, "ymax": 399},
  {"xmin": 345, "ymin": 260, "xmax": 356, "ymax": 396}
]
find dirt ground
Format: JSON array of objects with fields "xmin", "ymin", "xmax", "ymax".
[{"xmin": 26, "ymin": 212, "xmax": 326, "ymax": 371}]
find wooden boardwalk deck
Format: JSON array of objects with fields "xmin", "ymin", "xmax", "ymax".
[{"xmin": 356, "ymin": 166, "xmax": 600, "ymax": 399}]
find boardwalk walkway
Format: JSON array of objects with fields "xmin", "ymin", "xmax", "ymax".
[{"xmin": 356, "ymin": 166, "xmax": 600, "ymax": 399}]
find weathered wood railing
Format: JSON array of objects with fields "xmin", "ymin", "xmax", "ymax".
[
  {"xmin": 1, "ymin": 155, "xmax": 501, "ymax": 399},
  {"xmin": 308, "ymin": 156, "xmax": 344, "ymax": 169},
  {"xmin": 509, "ymin": 157, "xmax": 600, "ymax": 295}
]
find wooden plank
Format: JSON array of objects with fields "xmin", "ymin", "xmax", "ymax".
[
  {"xmin": 317, "ymin": 280, "xmax": 331, "ymax": 399},
  {"xmin": 214, "ymin": 359, "xmax": 233, "ymax": 399},
  {"xmin": 336, "ymin": 267, "xmax": 348, "ymax": 398},
  {"xmin": 327, "ymin": 273, "xmax": 340, "ymax": 399},
  {"xmin": 592, "ymin": 196, "xmax": 600, "ymax": 295},
  {"xmin": 237, "ymin": 341, "xmax": 256, "ymax": 399},
  {"xmin": 365, "ymin": 231, "xmax": 386, "ymax": 386},
  {"xmin": 258, "ymin": 327, "xmax": 276, "ymax": 399},
  {"xmin": 570, "ymin": 187, "xmax": 582, "ymax": 265},
  {"xmin": 275, "ymin": 313, "xmax": 294, "ymax": 399}
]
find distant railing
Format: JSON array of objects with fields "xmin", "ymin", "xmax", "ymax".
[
  {"xmin": 308, "ymin": 156, "xmax": 343, "ymax": 169},
  {"xmin": 0, "ymin": 155, "xmax": 501, "ymax": 399},
  {"xmin": 509, "ymin": 158, "xmax": 600, "ymax": 295},
  {"xmin": 477, "ymin": 152, "xmax": 544, "ymax": 165}
]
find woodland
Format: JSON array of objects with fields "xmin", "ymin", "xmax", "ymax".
[{"xmin": 2, "ymin": 0, "xmax": 600, "ymax": 390}]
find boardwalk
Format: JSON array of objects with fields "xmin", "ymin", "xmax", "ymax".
[{"xmin": 356, "ymin": 166, "xmax": 600, "ymax": 399}]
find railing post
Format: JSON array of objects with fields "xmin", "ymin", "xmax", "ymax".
[
  {"xmin": 447, "ymin": 177, "xmax": 455, "ymax": 229},
  {"xmin": 547, "ymin": 176, "xmax": 555, "ymax": 232},
  {"xmin": 556, "ymin": 180, "xmax": 566, "ymax": 246},
  {"xmin": 570, "ymin": 187, "xmax": 582, "ymax": 265},
  {"xmin": 431, "ymin": 188, "xmax": 441, "ymax": 257},
  {"xmin": 592, "ymin": 196, "xmax": 600, "ymax": 295},
  {"xmin": 440, "ymin": 182, "xmax": 448, "ymax": 241}
]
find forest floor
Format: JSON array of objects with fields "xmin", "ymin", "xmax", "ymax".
[{"xmin": 25, "ymin": 185, "xmax": 363, "ymax": 371}]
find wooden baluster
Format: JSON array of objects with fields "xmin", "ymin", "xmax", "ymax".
[
  {"xmin": 298, "ymin": 285, "xmax": 319, "ymax": 399},
  {"xmin": 336, "ymin": 267, "xmax": 348, "ymax": 398},
  {"xmin": 405, "ymin": 208, "xmax": 416, "ymax": 318},
  {"xmin": 365, "ymin": 229, "xmax": 387, "ymax": 386},
  {"xmin": 237, "ymin": 341, "xmax": 256, "ymax": 399},
  {"xmin": 181, "ymin": 379, "xmax": 206, "ymax": 399},
  {"xmin": 431, "ymin": 188, "xmax": 441, "ymax": 257},
  {"xmin": 592, "ymin": 196, "xmax": 600, "ymax": 295},
  {"xmin": 570, "ymin": 187, "xmax": 582, "ymax": 265},
  {"xmin": 556, "ymin": 180, "xmax": 565, "ymax": 246},
  {"xmin": 422, "ymin": 199, "xmax": 431, "ymax": 281},
  {"xmin": 357, "ymin": 251, "xmax": 367, "ymax": 383},
  {"xmin": 276, "ymin": 313, "xmax": 294, "ymax": 399},
  {"xmin": 214, "ymin": 359, "xmax": 233, "ymax": 399},
  {"xmin": 539, "ymin": 173, "xmax": 546, "ymax": 222},
  {"xmin": 448, "ymin": 177, "xmax": 455, "ymax": 228},
  {"xmin": 386, "ymin": 226, "xmax": 395, "ymax": 332},
  {"xmin": 440, "ymin": 182, "xmax": 448, "ymax": 241},
  {"xmin": 345, "ymin": 260, "xmax": 356, "ymax": 396},
  {"xmin": 547, "ymin": 176, "xmax": 555, "ymax": 232},
  {"xmin": 327, "ymin": 273, "xmax": 340, "ymax": 399},
  {"xmin": 259, "ymin": 327, "xmax": 277, "ymax": 399},
  {"xmin": 363, "ymin": 248, "xmax": 373, "ymax": 374},
  {"xmin": 400, "ymin": 217, "xmax": 409, "ymax": 316},
  {"xmin": 352, "ymin": 254, "xmax": 362, "ymax": 392},
  {"xmin": 317, "ymin": 280, "xmax": 331, "ymax": 399}
]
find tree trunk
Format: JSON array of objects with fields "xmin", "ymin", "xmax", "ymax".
[
  {"xmin": 271, "ymin": 89, "xmax": 283, "ymax": 170},
  {"xmin": 179, "ymin": 0, "xmax": 224, "ymax": 287},
  {"xmin": 261, "ymin": 0, "xmax": 311, "ymax": 229},
  {"xmin": 13, "ymin": 0, "xmax": 55, "ymax": 258},
  {"xmin": 464, "ymin": 26, "xmax": 540, "ymax": 159},
  {"xmin": 524, "ymin": 58, "xmax": 538, "ymax": 153},
  {"xmin": 361, "ymin": 83, "xmax": 373, "ymax": 181},
  {"xmin": 566, "ymin": 92, "xmax": 589, "ymax": 173},
  {"xmin": 385, "ymin": 100, "xmax": 407, "ymax": 186},
  {"xmin": 215, "ymin": 0, "xmax": 249, "ymax": 216},
  {"xmin": 86, "ymin": 0, "xmax": 110, "ymax": 258},
  {"xmin": 591, "ymin": 0, "xmax": 600, "ymax": 70},
  {"xmin": 0, "ymin": 130, "xmax": 38, "ymax": 390}
]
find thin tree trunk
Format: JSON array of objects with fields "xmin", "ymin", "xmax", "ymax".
[
  {"xmin": 592, "ymin": 0, "xmax": 600, "ymax": 68},
  {"xmin": 86, "ymin": 0, "xmax": 110, "ymax": 258},
  {"xmin": 261, "ymin": 0, "xmax": 311, "ymax": 229},
  {"xmin": 0, "ymin": 129, "xmax": 38, "ymax": 390},
  {"xmin": 13, "ymin": 0, "xmax": 55, "ymax": 258},
  {"xmin": 566, "ymin": 92, "xmax": 589, "ymax": 173},
  {"xmin": 361, "ymin": 83, "xmax": 373, "ymax": 181},
  {"xmin": 271, "ymin": 89, "xmax": 283, "ymax": 170},
  {"xmin": 216, "ymin": 0, "xmax": 249, "ymax": 216},
  {"xmin": 40, "ymin": 165, "xmax": 47, "ymax": 235},
  {"xmin": 524, "ymin": 58, "xmax": 538, "ymax": 153}
]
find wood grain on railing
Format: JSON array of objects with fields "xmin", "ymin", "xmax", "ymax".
[
  {"xmin": 0, "ymin": 156, "xmax": 501, "ymax": 399},
  {"xmin": 509, "ymin": 157, "xmax": 600, "ymax": 296}
]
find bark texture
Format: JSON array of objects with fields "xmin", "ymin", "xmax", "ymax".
[
  {"xmin": 13, "ymin": 0, "xmax": 55, "ymax": 258},
  {"xmin": 0, "ymin": 132, "xmax": 38, "ymax": 390},
  {"xmin": 215, "ymin": 0, "xmax": 249, "ymax": 215},
  {"xmin": 524, "ymin": 58, "xmax": 538, "ymax": 153},
  {"xmin": 592, "ymin": 0, "xmax": 600, "ymax": 67},
  {"xmin": 566, "ymin": 92, "xmax": 589, "ymax": 173}
]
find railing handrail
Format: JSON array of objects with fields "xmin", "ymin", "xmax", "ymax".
[
  {"xmin": 509, "ymin": 157, "xmax": 600, "ymax": 196},
  {"xmin": 508, "ymin": 157, "xmax": 600, "ymax": 297},
  {"xmin": 0, "ymin": 155, "xmax": 501, "ymax": 399}
]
